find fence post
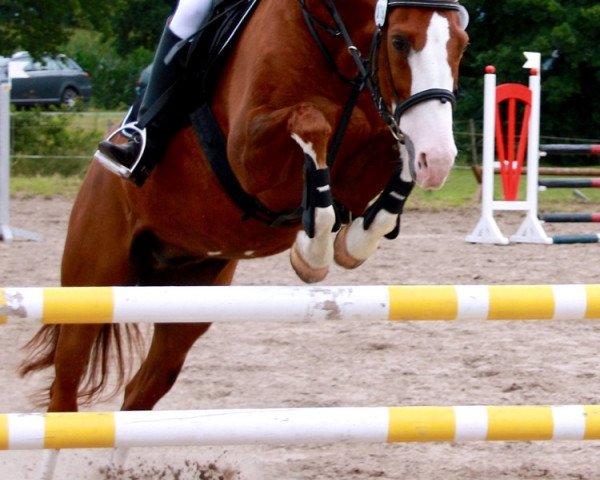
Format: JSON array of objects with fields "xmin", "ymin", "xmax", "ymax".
[
  {"xmin": 0, "ymin": 59, "xmax": 41, "ymax": 242},
  {"xmin": 509, "ymin": 52, "xmax": 550, "ymax": 244}
]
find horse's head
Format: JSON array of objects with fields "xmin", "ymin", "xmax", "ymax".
[{"xmin": 374, "ymin": 0, "xmax": 469, "ymax": 189}]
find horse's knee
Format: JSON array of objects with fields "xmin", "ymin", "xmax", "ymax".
[
  {"xmin": 288, "ymin": 107, "xmax": 337, "ymax": 283},
  {"xmin": 288, "ymin": 103, "xmax": 332, "ymax": 168},
  {"xmin": 122, "ymin": 360, "xmax": 185, "ymax": 411}
]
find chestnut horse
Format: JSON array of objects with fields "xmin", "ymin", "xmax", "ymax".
[{"xmin": 22, "ymin": 0, "xmax": 468, "ymax": 474}]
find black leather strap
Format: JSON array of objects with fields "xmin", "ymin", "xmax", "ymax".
[
  {"xmin": 388, "ymin": 1, "xmax": 462, "ymax": 10},
  {"xmin": 192, "ymin": 103, "xmax": 301, "ymax": 226},
  {"xmin": 394, "ymin": 88, "xmax": 456, "ymax": 120},
  {"xmin": 362, "ymin": 168, "xmax": 415, "ymax": 240}
]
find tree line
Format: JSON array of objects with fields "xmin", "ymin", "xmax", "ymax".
[{"xmin": 1, "ymin": 0, "xmax": 598, "ymax": 143}]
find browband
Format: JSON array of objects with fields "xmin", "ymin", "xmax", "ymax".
[{"xmin": 375, "ymin": 0, "xmax": 469, "ymax": 29}]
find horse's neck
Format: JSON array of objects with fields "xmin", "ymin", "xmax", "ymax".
[
  {"xmin": 217, "ymin": 0, "xmax": 379, "ymax": 119},
  {"xmin": 208, "ymin": 0, "xmax": 398, "ymax": 214}
]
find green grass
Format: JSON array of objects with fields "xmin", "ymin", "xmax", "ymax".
[
  {"xmin": 408, "ymin": 167, "xmax": 600, "ymax": 211},
  {"xmin": 9, "ymin": 161, "xmax": 600, "ymax": 213},
  {"xmin": 408, "ymin": 167, "xmax": 478, "ymax": 210},
  {"xmin": 9, "ymin": 110, "xmax": 600, "ymax": 210},
  {"xmin": 12, "ymin": 170, "xmax": 480, "ymax": 203},
  {"xmin": 64, "ymin": 111, "xmax": 125, "ymax": 132},
  {"xmin": 11, "ymin": 175, "xmax": 85, "ymax": 197},
  {"xmin": 10, "ymin": 110, "xmax": 124, "ymax": 178}
]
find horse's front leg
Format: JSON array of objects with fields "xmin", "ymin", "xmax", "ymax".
[
  {"xmin": 334, "ymin": 165, "xmax": 414, "ymax": 269},
  {"xmin": 288, "ymin": 106, "xmax": 337, "ymax": 283}
]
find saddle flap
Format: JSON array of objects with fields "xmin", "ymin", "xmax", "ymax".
[{"xmin": 187, "ymin": 0, "xmax": 259, "ymax": 97}]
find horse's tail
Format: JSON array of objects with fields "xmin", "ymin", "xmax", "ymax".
[{"xmin": 19, "ymin": 324, "xmax": 144, "ymax": 407}]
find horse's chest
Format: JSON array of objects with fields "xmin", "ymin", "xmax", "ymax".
[{"xmin": 145, "ymin": 206, "xmax": 301, "ymax": 260}]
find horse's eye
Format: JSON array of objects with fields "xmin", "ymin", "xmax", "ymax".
[{"xmin": 391, "ymin": 35, "xmax": 410, "ymax": 53}]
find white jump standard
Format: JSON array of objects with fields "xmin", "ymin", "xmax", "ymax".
[
  {"xmin": 0, "ymin": 59, "xmax": 41, "ymax": 242},
  {"xmin": 466, "ymin": 52, "xmax": 549, "ymax": 244},
  {"xmin": 467, "ymin": 52, "xmax": 600, "ymax": 245}
]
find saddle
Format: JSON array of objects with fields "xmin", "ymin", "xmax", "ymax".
[
  {"xmin": 186, "ymin": 0, "xmax": 259, "ymax": 99},
  {"xmin": 124, "ymin": 0, "xmax": 257, "ymax": 131},
  {"xmin": 125, "ymin": 0, "xmax": 268, "ymax": 205}
]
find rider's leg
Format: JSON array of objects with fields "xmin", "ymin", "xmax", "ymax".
[
  {"xmin": 95, "ymin": 0, "xmax": 214, "ymax": 183},
  {"xmin": 170, "ymin": 0, "xmax": 214, "ymax": 39}
]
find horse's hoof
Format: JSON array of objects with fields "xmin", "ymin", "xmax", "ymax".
[
  {"xmin": 333, "ymin": 225, "xmax": 365, "ymax": 269},
  {"xmin": 290, "ymin": 243, "xmax": 329, "ymax": 283}
]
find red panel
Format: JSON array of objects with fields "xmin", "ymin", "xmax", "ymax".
[{"xmin": 495, "ymin": 83, "xmax": 532, "ymax": 201}]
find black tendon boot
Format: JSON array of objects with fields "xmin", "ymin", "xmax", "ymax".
[{"xmin": 95, "ymin": 26, "xmax": 185, "ymax": 185}]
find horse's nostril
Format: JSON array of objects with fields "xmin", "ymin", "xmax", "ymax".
[{"xmin": 418, "ymin": 153, "xmax": 428, "ymax": 170}]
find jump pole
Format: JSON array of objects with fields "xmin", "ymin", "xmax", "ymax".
[
  {"xmin": 540, "ymin": 144, "xmax": 600, "ymax": 156},
  {"xmin": 539, "ymin": 178, "xmax": 600, "ymax": 189},
  {"xmin": 551, "ymin": 234, "xmax": 600, "ymax": 244},
  {"xmin": 1, "ymin": 405, "xmax": 600, "ymax": 449},
  {"xmin": 540, "ymin": 213, "xmax": 600, "ymax": 223},
  {"xmin": 538, "ymin": 209, "xmax": 600, "ymax": 244},
  {"xmin": 3, "ymin": 284, "xmax": 600, "ymax": 323}
]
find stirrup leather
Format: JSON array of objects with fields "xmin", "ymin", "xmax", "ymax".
[{"xmin": 94, "ymin": 122, "xmax": 147, "ymax": 179}]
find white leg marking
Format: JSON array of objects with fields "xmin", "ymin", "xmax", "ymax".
[
  {"xmin": 291, "ymin": 133, "xmax": 319, "ymax": 167},
  {"xmin": 402, "ymin": 14, "xmax": 457, "ymax": 188},
  {"xmin": 294, "ymin": 205, "xmax": 337, "ymax": 269},
  {"xmin": 39, "ymin": 449, "xmax": 59, "ymax": 480},
  {"xmin": 110, "ymin": 447, "xmax": 130, "ymax": 471},
  {"xmin": 290, "ymin": 132, "xmax": 335, "ymax": 277},
  {"xmin": 409, "ymin": 13, "xmax": 454, "ymax": 94},
  {"xmin": 401, "ymin": 153, "xmax": 413, "ymax": 182},
  {"xmin": 343, "ymin": 210, "xmax": 398, "ymax": 262}
]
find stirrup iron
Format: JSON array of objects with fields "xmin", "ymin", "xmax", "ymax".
[{"xmin": 94, "ymin": 122, "xmax": 147, "ymax": 179}]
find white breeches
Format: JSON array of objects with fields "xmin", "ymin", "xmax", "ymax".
[{"xmin": 169, "ymin": 0, "xmax": 214, "ymax": 39}]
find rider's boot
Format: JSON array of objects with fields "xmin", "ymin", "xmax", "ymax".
[{"xmin": 94, "ymin": 25, "xmax": 186, "ymax": 185}]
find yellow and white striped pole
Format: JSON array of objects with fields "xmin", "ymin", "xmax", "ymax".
[
  {"xmin": 2, "ymin": 285, "xmax": 600, "ymax": 324},
  {"xmin": 1, "ymin": 405, "xmax": 600, "ymax": 449}
]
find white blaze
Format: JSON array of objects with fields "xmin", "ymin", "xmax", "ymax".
[{"xmin": 400, "ymin": 13, "xmax": 457, "ymax": 189}]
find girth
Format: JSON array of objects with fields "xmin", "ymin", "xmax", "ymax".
[
  {"xmin": 191, "ymin": 104, "xmax": 303, "ymax": 226},
  {"xmin": 189, "ymin": 0, "xmax": 307, "ymax": 226}
]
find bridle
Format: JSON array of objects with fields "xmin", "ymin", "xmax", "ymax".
[
  {"xmin": 195, "ymin": 0, "xmax": 469, "ymax": 229},
  {"xmin": 299, "ymin": 0, "xmax": 469, "ymax": 145}
]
